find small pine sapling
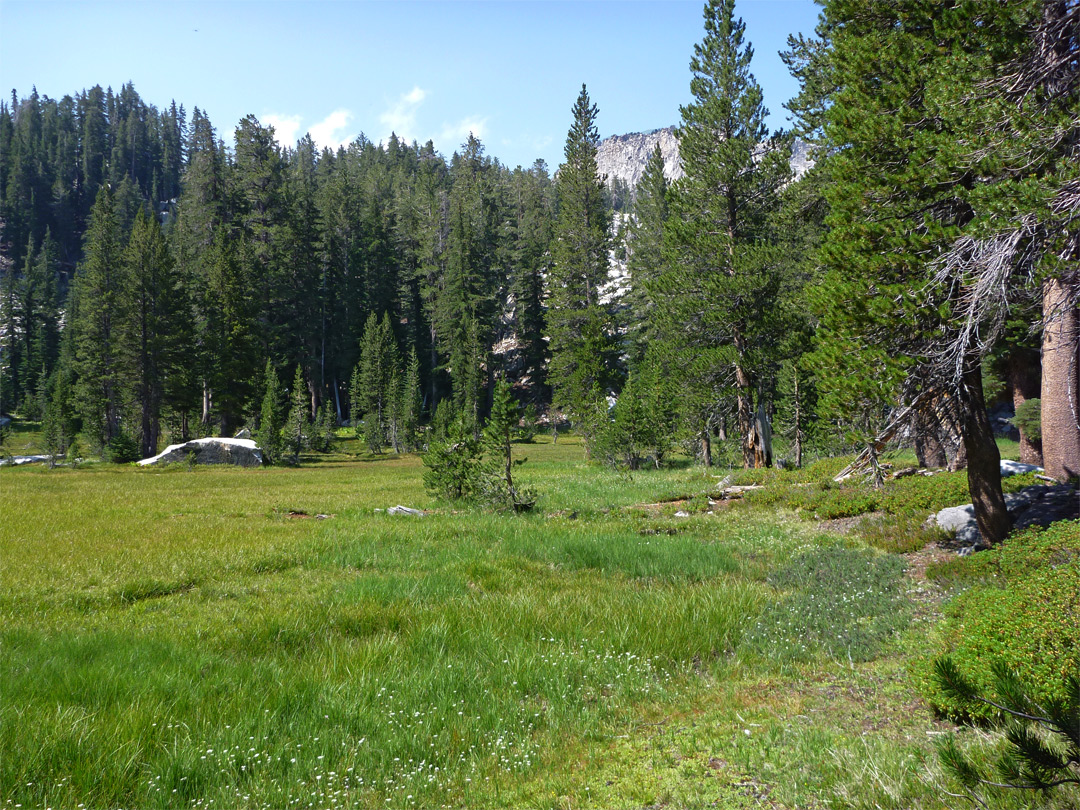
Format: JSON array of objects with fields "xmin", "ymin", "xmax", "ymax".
[
  {"xmin": 422, "ymin": 413, "xmax": 482, "ymax": 501},
  {"xmin": 934, "ymin": 656, "xmax": 1079, "ymax": 807},
  {"xmin": 310, "ymin": 404, "xmax": 336, "ymax": 453},
  {"xmin": 285, "ymin": 365, "xmax": 308, "ymax": 465},
  {"xmin": 257, "ymin": 360, "xmax": 286, "ymax": 464},
  {"xmin": 479, "ymin": 379, "xmax": 536, "ymax": 511}
]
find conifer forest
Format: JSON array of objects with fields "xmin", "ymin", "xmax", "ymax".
[{"xmin": 3, "ymin": 1, "xmax": 1078, "ymax": 507}]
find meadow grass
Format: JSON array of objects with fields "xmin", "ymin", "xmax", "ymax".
[
  {"xmin": 1, "ymin": 443, "xmax": 785, "ymax": 809},
  {"xmin": 2, "ymin": 436, "xmax": 1057, "ymax": 809}
]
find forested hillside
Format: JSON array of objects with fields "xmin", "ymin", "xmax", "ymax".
[{"xmin": 1, "ymin": 0, "xmax": 1077, "ymax": 514}]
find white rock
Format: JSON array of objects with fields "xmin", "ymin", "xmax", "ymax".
[
  {"xmin": 137, "ymin": 437, "xmax": 262, "ymax": 467},
  {"xmin": 1000, "ymin": 460, "xmax": 1042, "ymax": 477}
]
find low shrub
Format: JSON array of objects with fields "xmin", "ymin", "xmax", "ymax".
[
  {"xmin": 857, "ymin": 513, "xmax": 948, "ymax": 554},
  {"xmin": 739, "ymin": 544, "xmax": 909, "ymax": 663},
  {"xmin": 106, "ymin": 432, "xmax": 141, "ymax": 463},
  {"xmin": 926, "ymin": 520, "xmax": 1080, "ymax": 589},
  {"xmin": 921, "ymin": 557, "xmax": 1080, "ymax": 721}
]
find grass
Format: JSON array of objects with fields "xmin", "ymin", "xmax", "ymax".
[{"xmin": 1, "ymin": 431, "xmax": 1073, "ymax": 809}]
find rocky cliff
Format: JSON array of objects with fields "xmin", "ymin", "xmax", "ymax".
[
  {"xmin": 595, "ymin": 126, "xmax": 815, "ymax": 190},
  {"xmin": 595, "ymin": 127, "xmax": 684, "ymax": 188}
]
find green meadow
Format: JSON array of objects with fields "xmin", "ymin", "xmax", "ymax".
[{"xmin": 2, "ymin": 436, "xmax": 1076, "ymax": 809}]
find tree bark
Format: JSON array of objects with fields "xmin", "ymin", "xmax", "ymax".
[
  {"xmin": 1040, "ymin": 277, "xmax": 1080, "ymax": 482},
  {"xmin": 701, "ymin": 425, "xmax": 712, "ymax": 468},
  {"xmin": 793, "ymin": 368, "xmax": 803, "ymax": 469},
  {"xmin": 1007, "ymin": 352, "xmax": 1042, "ymax": 465},
  {"xmin": 958, "ymin": 352, "xmax": 1011, "ymax": 546},
  {"xmin": 935, "ymin": 392, "xmax": 967, "ymax": 471},
  {"xmin": 734, "ymin": 354, "xmax": 754, "ymax": 467},
  {"xmin": 914, "ymin": 398, "xmax": 948, "ymax": 468}
]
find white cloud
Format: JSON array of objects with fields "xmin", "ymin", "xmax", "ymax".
[
  {"xmin": 309, "ymin": 109, "xmax": 355, "ymax": 152},
  {"xmin": 438, "ymin": 117, "xmax": 489, "ymax": 150},
  {"xmin": 379, "ymin": 86, "xmax": 427, "ymax": 144},
  {"xmin": 262, "ymin": 114, "xmax": 302, "ymax": 148}
]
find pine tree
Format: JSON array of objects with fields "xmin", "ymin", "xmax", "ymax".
[
  {"xmin": 804, "ymin": 0, "xmax": 1045, "ymax": 541},
  {"xmin": 478, "ymin": 378, "xmax": 535, "ymax": 511},
  {"xmin": 71, "ymin": 186, "xmax": 128, "ymax": 451},
  {"xmin": 401, "ymin": 347, "xmax": 422, "ymax": 451},
  {"xmin": 549, "ymin": 85, "xmax": 617, "ymax": 446},
  {"xmin": 122, "ymin": 208, "xmax": 185, "ymax": 458},
  {"xmin": 285, "ymin": 364, "xmax": 307, "ymax": 464},
  {"xmin": 348, "ymin": 363, "xmax": 363, "ymax": 441},
  {"xmin": 509, "ymin": 160, "xmax": 554, "ymax": 400},
  {"xmin": 625, "ymin": 145, "xmax": 669, "ymax": 368},
  {"xmin": 357, "ymin": 312, "xmax": 398, "ymax": 453},
  {"xmin": 257, "ymin": 359, "xmax": 285, "ymax": 464},
  {"xmin": 659, "ymin": 0, "xmax": 790, "ymax": 469},
  {"xmin": 422, "ymin": 412, "xmax": 481, "ymax": 501}
]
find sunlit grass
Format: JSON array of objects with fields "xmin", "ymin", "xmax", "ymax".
[
  {"xmin": 3, "ymin": 436, "xmax": 1042, "ymax": 809},
  {"xmin": 0, "ymin": 443, "xmax": 791, "ymax": 808}
]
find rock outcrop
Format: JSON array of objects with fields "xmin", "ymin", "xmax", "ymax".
[
  {"xmin": 596, "ymin": 127, "xmax": 684, "ymax": 188},
  {"xmin": 137, "ymin": 437, "xmax": 263, "ymax": 467},
  {"xmin": 932, "ymin": 480, "xmax": 1078, "ymax": 551},
  {"xmin": 594, "ymin": 126, "xmax": 816, "ymax": 191}
]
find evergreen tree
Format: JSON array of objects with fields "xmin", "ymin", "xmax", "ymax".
[
  {"xmin": 625, "ymin": 145, "xmax": 669, "ymax": 368},
  {"xmin": 659, "ymin": 0, "xmax": 790, "ymax": 469},
  {"xmin": 509, "ymin": 160, "xmax": 554, "ymax": 400},
  {"xmin": 257, "ymin": 359, "xmax": 285, "ymax": 464},
  {"xmin": 357, "ymin": 312, "xmax": 398, "ymax": 453},
  {"xmin": 348, "ymin": 363, "xmax": 363, "ymax": 441},
  {"xmin": 71, "ymin": 186, "xmax": 127, "ymax": 451},
  {"xmin": 804, "ymin": 0, "xmax": 1048, "ymax": 541},
  {"xmin": 122, "ymin": 208, "xmax": 185, "ymax": 458},
  {"xmin": 422, "ymin": 412, "xmax": 481, "ymax": 501},
  {"xmin": 401, "ymin": 347, "xmax": 422, "ymax": 451},
  {"xmin": 478, "ymin": 378, "xmax": 535, "ymax": 511},
  {"xmin": 310, "ymin": 404, "xmax": 336, "ymax": 453},
  {"xmin": 285, "ymin": 364, "xmax": 307, "ymax": 464},
  {"xmin": 549, "ymin": 84, "xmax": 617, "ymax": 447}
]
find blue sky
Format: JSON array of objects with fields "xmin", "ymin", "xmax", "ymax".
[{"xmin": 0, "ymin": 0, "xmax": 822, "ymax": 169}]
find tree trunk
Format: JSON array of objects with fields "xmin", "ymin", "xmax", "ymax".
[
  {"xmin": 750, "ymin": 401, "xmax": 772, "ymax": 468},
  {"xmin": 1007, "ymin": 353, "xmax": 1042, "ymax": 465},
  {"xmin": 934, "ymin": 392, "xmax": 967, "ymax": 471},
  {"xmin": 914, "ymin": 398, "xmax": 948, "ymax": 468},
  {"xmin": 734, "ymin": 363, "xmax": 753, "ymax": 468},
  {"xmin": 1041, "ymin": 277, "xmax": 1080, "ymax": 482},
  {"xmin": 202, "ymin": 380, "xmax": 211, "ymax": 425},
  {"xmin": 701, "ymin": 426, "xmax": 712, "ymax": 468},
  {"xmin": 793, "ymin": 368, "xmax": 803, "ymax": 469},
  {"xmin": 958, "ymin": 353, "xmax": 1011, "ymax": 546}
]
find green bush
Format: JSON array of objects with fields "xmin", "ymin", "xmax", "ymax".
[
  {"xmin": 421, "ymin": 416, "xmax": 482, "ymax": 501},
  {"xmin": 106, "ymin": 432, "xmax": 141, "ymax": 463},
  {"xmin": 1011, "ymin": 398, "xmax": 1041, "ymax": 442},
  {"xmin": 922, "ymin": 558, "xmax": 1080, "ymax": 721},
  {"xmin": 927, "ymin": 520, "xmax": 1080, "ymax": 589}
]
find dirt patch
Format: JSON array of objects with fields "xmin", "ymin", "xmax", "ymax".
[
  {"xmin": 903, "ymin": 542, "xmax": 955, "ymax": 582},
  {"xmin": 283, "ymin": 509, "xmax": 332, "ymax": 520}
]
